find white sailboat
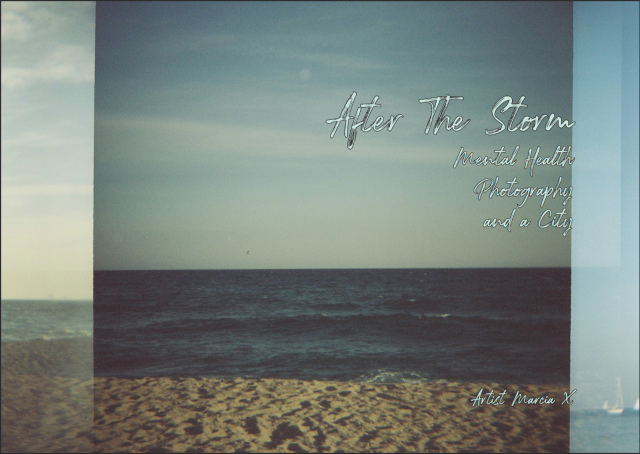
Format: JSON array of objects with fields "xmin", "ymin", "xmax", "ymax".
[
  {"xmin": 634, "ymin": 397, "xmax": 639, "ymax": 411},
  {"xmin": 603, "ymin": 377, "xmax": 624, "ymax": 414}
]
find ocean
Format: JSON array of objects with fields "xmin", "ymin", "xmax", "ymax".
[
  {"xmin": 93, "ymin": 268, "xmax": 570, "ymax": 384},
  {"xmin": 1, "ymin": 299, "xmax": 93, "ymax": 342},
  {"xmin": 570, "ymin": 409, "xmax": 640, "ymax": 453},
  {"xmin": 5, "ymin": 269, "xmax": 639, "ymax": 452}
]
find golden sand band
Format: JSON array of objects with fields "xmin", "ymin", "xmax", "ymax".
[
  {"xmin": 93, "ymin": 377, "xmax": 569, "ymax": 453},
  {"xmin": 2, "ymin": 339, "xmax": 569, "ymax": 453}
]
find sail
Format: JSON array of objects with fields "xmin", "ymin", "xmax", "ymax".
[{"xmin": 604, "ymin": 378, "xmax": 624, "ymax": 414}]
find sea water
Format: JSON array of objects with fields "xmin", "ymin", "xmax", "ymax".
[
  {"xmin": 93, "ymin": 268, "xmax": 570, "ymax": 384},
  {"xmin": 1, "ymin": 300, "xmax": 93, "ymax": 342},
  {"xmin": 5, "ymin": 270, "xmax": 636, "ymax": 452},
  {"xmin": 571, "ymin": 409, "xmax": 640, "ymax": 453}
]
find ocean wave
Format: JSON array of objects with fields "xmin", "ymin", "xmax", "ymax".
[
  {"xmin": 356, "ymin": 370, "xmax": 432, "ymax": 384},
  {"xmin": 39, "ymin": 329, "xmax": 93, "ymax": 341},
  {"xmin": 2, "ymin": 329, "xmax": 93, "ymax": 342},
  {"xmin": 132, "ymin": 312, "xmax": 461, "ymax": 336}
]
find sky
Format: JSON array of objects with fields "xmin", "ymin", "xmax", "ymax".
[
  {"xmin": 93, "ymin": 2, "xmax": 574, "ymax": 270},
  {"xmin": 1, "ymin": 1, "xmax": 94, "ymax": 300},
  {"xmin": 570, "ymin": 1, "xmax": 639, "ymax": 410}
]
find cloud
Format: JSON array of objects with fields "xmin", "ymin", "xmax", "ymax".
[
  {"xmin": 1, "ymin": 2, "xmax": 95, "ymax": 88},
  {"xmin": 97, "ymin": 114, "xmax": 453, "ymax": 167},
  {"xmin": 1, "ymin": 5, "xmax": 32, "ymax": 41},
  {"xmin": 40, "ymin": 44, "xmax": 94, "ymax": 82},
  {"xmin": 296, "ymin": 52, "xmax": 389, "ymax": 71},
  {"xmin": 1, "ymin": 129, "xmax": 93, "ymax": 151},
  {"xmin": 1, "ymin": 2, "xmax": 94, "ymax": 300},
  {"xmin": 2, "ymin": 44, "xmax": 94, "ymax": 87},
  {"xmin": 1, "ymin": 1, "xmax": 94, "ymax": 41},
  {"xmin": 299, "ymin": 69, "xmax": 311, "ymax": 81}
]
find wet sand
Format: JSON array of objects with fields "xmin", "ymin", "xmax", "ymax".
[
  {"xmin": 1, "ymin": 339, "xmax": 94, "ymax": 453},
  {"xmin": 2, "ymin": 338, "xmax": 569, "ymax": 453}
]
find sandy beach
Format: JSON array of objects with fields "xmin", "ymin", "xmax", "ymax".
[
  {"xmin": 1, "ymin": 338, "xmax": 94, "ymax": 453},
  {"xmin": 93, "ymin": 377, "xmax": 569, "ymax": 453},
  {"xmin": 2, "ymin": 338, "xmax": 569, "ymax": 453}
]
